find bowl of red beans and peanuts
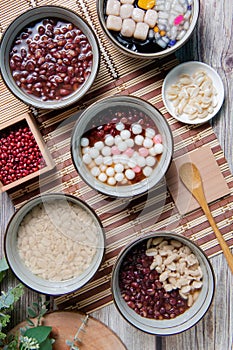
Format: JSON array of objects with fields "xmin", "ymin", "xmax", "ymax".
[
  {"xmin": 111, "ymin": 232, "xmax": 215, "ymax": 335},
  {"xmin": 0, "ymin": 6, "xmax": 99, "ymax": 109},
  {"xmin": 71, "ymin": 95, "xmax": 173, "ymax": 198}
]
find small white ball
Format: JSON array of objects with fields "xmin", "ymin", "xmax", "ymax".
[
  {"xmin": 145, "ymin": 128, "xmax": 156, "ymax": 139},
  {"xmin": 114, "ymin": 163, "xmax": 124, "ymax": 173},
  {"xmin": 95, "ymin": 155, "xmax": 103, "ymax": 166},
  {"xmin": 149, "ymin": 147, "xmax": 157, "ymax": 156},
  {"xmin": 118, "ymin": 141, "xmax": 128, "ymax": 152},
  {"xmin": 102, "ymin": 146, "xmax": 112, "ymax": 156},
  {"xmin": 83, "ymin": 154, "xmax": 92, "ymax": 165},
  {"xmin": 120, "ymin": 129, "xmax": 131, "ymax": 140},
  {"xmin": 105, "ymin": 135, "xmax": 115, "ymax": 146},
  {"xmin": 137, "ymin": 156, "xmax": 146, "ymax": 168},
  {"xmin": 106, "ymin": 167, "xmax": 115, "ymax": 177},
  {"xmin": 98, "ymin": 172, "xmax": 107, "ymax": 182},
  {"xmin": 128, "ymin": 159, "xmax": 137, "ymax": 168},
  {"xmin": 82, "ymin": 146, "xmax": 90, "ymax": 155},
  {"xmin": 88, "ymin": 160, "xmax": 96, "ymax": 169},
  {"xmin": 116, "ymin": 122, "xmax": 125, "ymax": 131},
  {"xmin": 103, "ymin": 156, "xmax": 113, "ymax": 166},
  {"xmin": 89, "ymin": 147, "xmax": 99, "ymax": 159},
  {"xmin": 134, "ymin": 135, "xmax": 144, "ymax": 146},
  {"xmin": 114, "ymin": 135, "xmax": 122, "ymax": 145},
  {"xmin": 153, "ymin": 143, "xmax": 164, "ymax": 154},
  {"xmin": 94, "ymin": 141, "xmax": 104, "ymax": 150},
  {"xmin": 91, "ymin": 166, "xmax": 101, "ymax": 177},
  {"xmin": 143, "ymin": 166, "xmax": 153, "ymax": 177},
  {"xmin": 80, "ymin": 137, "xmax": 89, "ymax": 147},
  {"xmin": 100, "ymin": 164, "xmax": 107, "ymax": 172},
  {"xmin": 143, "ymin": 138, "xmax": 153, "ymax": 149},
  {"xmin": 119, "ymin": 154, "xmax": 129, "ymax": 165},
  {"xmin": 125, "ymin": 169, "xmax": 136, "ymax": 180},
  {"xmin": 115, "ymin": 172, "xmax": 124, "ymax": 182},
  {"xmin": 146, "ymin": 156, "xmax": 156, "ymax": 167},
  {"xmin": 125, "ymin": 138, "xmax": 134, "ymax": 148},
  {"xmin": 132, "ymin": 123, "xmax": 142, "ymax": 135},
  {"xmin": 107, "ymin": 177, "xmax": 117, "ymax": 186}
]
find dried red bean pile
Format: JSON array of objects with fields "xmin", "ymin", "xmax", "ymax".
[
  {"xmin": 0, "ymin": 123, "xmax": 45, "ymax": 185},
  {"xmin": 9, "ymin": 18, "xmax": 93, "ymax": 101},
  {"xmin": 119, "ymin": 243, "xmax": 188, "ymax": 320}
]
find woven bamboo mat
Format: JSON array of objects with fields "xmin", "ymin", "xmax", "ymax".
[{"xmin": 1, "ymin": 0, "xmax": 233, "ymax": 313}]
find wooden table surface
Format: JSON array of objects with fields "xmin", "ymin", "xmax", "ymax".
[{"xmin": 1, "ymin": 0, "xmax": 233, "ymax": 349}]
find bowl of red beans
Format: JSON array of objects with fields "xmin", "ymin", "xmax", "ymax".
[
  {"xmin": 111, "ymin": 232, "xmax": 215, "ymax": 335},
  {"xmin": 97, "ymin": 0, "xmax": 199, "ymax": 59},
  {"xmin": 71, "ymin": 95, "xmax": 173, "ymax": 198},
  {"xmin": 0, "ymin": 6, "xmax": 99, "ymax": 109}
]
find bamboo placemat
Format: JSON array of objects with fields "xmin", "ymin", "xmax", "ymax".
[{"xmin": 1, "ymin": 0, "xmax": 233, "ymax": 313}]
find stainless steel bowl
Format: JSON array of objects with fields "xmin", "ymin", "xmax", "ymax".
[
  {"xmin": 97, "ymin": 0, "xmax": 199, "ymax": 59},
  {"xmin": 71, "ymin": 95, "xmax": 173, "ymax": 198},
  {"xmin": 111, "ymin": 232, "xmax": 215, "ymax": 335},
  {"xmin": 4, "ymin": 193, "xmax": 105, "ymax": 295},
  {"xmin": 0, "ymin": 6, "xmax": 100, "ymax": 109}
]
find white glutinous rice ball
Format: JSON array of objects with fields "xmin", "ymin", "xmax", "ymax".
[
  {"xmin": 134, "ymin": 22, "xmax": 149, "ymax": 41},
  {"xmin": 116, "ymin": 122, "xmax": 125, "ymax": 131},
  {"xmin": 83, "ymin": 153, "xmax": 92, "ymax": 165},
  {"xmin": 105, "ymin": 135, "xmax": 115, "ymax": 146},
  {"xmin": 106, "ymin": 167, "xmax": 115, "ymax": 177},
  {"xmin": 115, "ymin": 172, "xmax": 125, "ymax": 182},
  {"xmin": 144, "ymin": 10, "xmax": 158, "ymax": 28},
  {"xmin": 132, "ymin": 8, "xmax": 145, "ymax": 22},
  {"xmin": 114, "ymin": 135, "xmax": 122, "ymax": 145},
  {"xmin": 118, "ymin": 141, "xmax": 128, "ymax": 152},
  {"xmin": 125, "ymin": 169, "xmax": 135, "ymax": 180},
  {"xmin": 80, "ymin": 137, "xmax": 89, "ymax": 147},
  {"xmin": 132, "ymin": 123, "xmax": 142, "ymax": 135},
  {"xmin": 136, "ymin": 156, "xmax": 146, "ymax": 167},
  {"xmin": 120, "ymin": 129, "xmax": 131, "ymax": 140},
  {"xmin": 126, "ymin": 138, "xmax": 134, "ymax": 148},
  {"xmin": 143, "ymin": 138, "xmax": 153, "ymax": 149},
  {"xmin": 106, "ymin": 0, "xmax": 120, "ymax": 16},
  {"xmin": 89, "ymin": 147, "xmax": 100, "ymax": 159},
  {"xmin": 100, "ymin": 164, "xmax": 107, "ymax": 172},
  {"xmin": 91, "ymin": 166, "xmax": 101, "ymax": 177},
  {"xmin": 82, "ymin": 146, "xmax": 90, "ymax": 155},
  {"xmin": 106, "ymin": 15, "xmax": 122, "ymax": 31},
  {"xmin": 146, "ymin": 156, "xmax": 156, "ymax": 167},
  {"xmin": 134, "ymin": 135, "xmax": 144, "ymax": 146},
  {"xmin": 103, "ymin": 156, "xmax": 113, "ymax": 165},
  {"xmin": 102, "ymin": 146, "xmax": 112, "ymax": 156},
  {"xmin": 114, "ymin": 163, "xmax": 124, "ymax": 173},
  {"xmin": 121, "ymin": 18, "xmax": 136, "ymax": 37},
  {"xmin": 145, "ymin": 127, "xmax": 156, "ymax": 139},
  {"xmin": 95, "ymin": 155, "xmax": 104, "ymax": 166},
  {"xmin": 120, "ymin": 4, "xmax": 134, "ymax": 19},
  {"xmin": 107, "ymin": 177, "xmax": 117, "ymax": 186},
  {"xmin": 143, "ymin": 166, "xmax": 153, "ymax": 177},
  {"xmin": 94, "ymin": 141, "xmax": 104, "ymax": 150},
  {"xmin": 98, "ymin": 172, "xmax": 107, "ymax": 182},
  {"xmin": 153, "ymin": 143, "xmax": 164, "ymax": 154}
]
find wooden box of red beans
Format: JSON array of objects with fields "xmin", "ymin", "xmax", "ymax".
[{"xmin": 0, "ymin": 113, "xmax": 55, "ymax": 192}]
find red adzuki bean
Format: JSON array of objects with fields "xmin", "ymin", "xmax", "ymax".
[
  {"xmin": 9, "ymin": 18, "xmax": 93, "ymax": 101},
  {"xmin": 119, "ymin": 243, "xmax": 188, "ymax": 320},
  {"xmin": 0, "ymin": 122, "xmax": 46, "ymax": 185}
]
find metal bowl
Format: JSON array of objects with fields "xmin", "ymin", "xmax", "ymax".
[
  {"xmin": 71, "ymin": 95, "xmax": 173, "ymax": 198},
  {"xmin": 111, "ymin": 232, "xmax": 215, "ymax": 335},
  {"xmin": 0, "ymin": 6, "xmax": 100, "ymax": 109},
  {"xmin": 97, "ymin": 0, "xmax": 199, "ymax": 59},
  {"xmin": 4, "ymin": 193, "xmax": 105, "ymax": 295}
]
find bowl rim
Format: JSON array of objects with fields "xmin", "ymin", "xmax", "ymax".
[
  {"xmin": 97, "ymin": 0, "xmax": 200, "ymax": 59},
  {"xmin": 161, "ymin": 61, "xmax": 225, "ymax": 124},
  {"xmin": 0, "ymin": 5, "xmax": 100, "ymax": 109},
  {"xmin": 4, "ymin": 192, "xmax": 106, "ymax": 295},
  {"xmin": 111, "ymin": 231, "xmax": 215, "ymax": 335},
  {"xmin": 70, "ymin": 95, "xmax": 174, "ymax": 198}
]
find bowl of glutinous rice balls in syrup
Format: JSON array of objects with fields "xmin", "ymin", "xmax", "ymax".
[
  {"xmin": 0, "ymin": 6, "xmax": 99, "ymax": 109},
  {"xmin": 71, "ymin": 95, "xmax": 173, "ymax": 198},
  {"xmin": 97, "ymin": 0, "xmax": 199, "ymax": 58},
  {"xmin": 111, "ymin": 232, "xmax": 215, "ymax": 335},
  {"xmin": 4, "ymin": 193, "xmax": 105, "ymax": 295}
]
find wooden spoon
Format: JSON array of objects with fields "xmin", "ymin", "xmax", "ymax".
[{"xmin": 179, "ymin": 162, "xmax": 233, "ymax": 274}]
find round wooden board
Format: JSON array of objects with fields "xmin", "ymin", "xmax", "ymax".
[{"xmin": 11, "ymin": 311, "xmax": 127, "ymax": 350}]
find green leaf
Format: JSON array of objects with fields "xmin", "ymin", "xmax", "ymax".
[
  {"xmin": 39, "ymin": 337, "xmax": 53, "ymax": 350},
  {"xmin": 0, "ymin": 258, "xmax": 9, "ymax": 273},
  {"xmin": 24, "ymin": 326, "xmax": 52, "ymax": 344},
  {"xmin": 27, "ymin": 307, "xmax": 37, "ymax": 318}
]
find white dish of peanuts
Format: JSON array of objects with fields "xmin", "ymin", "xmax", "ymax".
[{"xmin": 162, "ymin": 61, "xmax": 224, "ymax": 125}]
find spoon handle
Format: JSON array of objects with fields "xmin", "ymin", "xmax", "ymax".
[{"xmin": 193, "ymin": 187, "xmax": 233, "ymax": 274}]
